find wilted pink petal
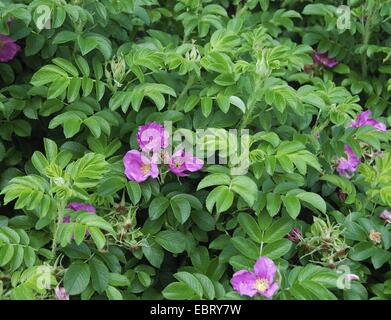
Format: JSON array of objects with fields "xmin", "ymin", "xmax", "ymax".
[
  {"xmin": 123, "ymin": 150, "xmax": 159, "ymax": 183},
  {"xmin": 345, "ymin": 274, "xmax": 360, "ymax": 282},
  {"xmin": 0, "ymin": 34, "xmax": 21, "ymax": 62},
  {"xmin": 54, "ymin": 286, "xmax": 69, "ymax": 300}
]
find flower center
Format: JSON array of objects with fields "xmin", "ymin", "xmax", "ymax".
[
  {"xmin": 174, "ymin": 158, "xmax": 183, "ymax": 168},
  {"xmin": 0, "ymin": 40, "xmax": 4, "ymax": 49},
  {"xmin": 141, "ymin": 163, "xmax": 151, "ymax": 175},
  {"xmin": 254, "ymin": 278, "xmax": 269, "ymax": 292}
]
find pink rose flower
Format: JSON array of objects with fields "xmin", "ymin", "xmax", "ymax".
[
  {"xmin": 313, "ymin": 51, "xmax": 338, "ymax": 68},
  {"xmin": 123, "ymin": 150, "xmax": 159, "ymax": 183},
  {"xmin": 169, "ymin": 149, "xmax": 203, "ymax": 177},
  {"xmin": 336, "ymin": 145, "xmax": 360, "ymax": 178},
  {"xmin": 349, "ymin": 110, "xmax": 386, "ymax": 131},
  {"xmin": 0, "ymin": 34, "xmax": 21, "ymax": 62},
  {"xmin": 137, "ymin": 122, "xmax": 169, "ymax": 153},
  {"xmin": 231, "ymin": 256, "xmax": 279, "ymax": 298}
]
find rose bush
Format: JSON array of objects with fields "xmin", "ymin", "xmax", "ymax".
[{"xmin": 0, "ymin": 0, "xmax": 390, "ymax": 300}]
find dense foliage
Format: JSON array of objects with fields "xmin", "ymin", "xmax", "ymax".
[{"xmin": 0, "ymin": 0, "xmax": 390, "ymax": 300}]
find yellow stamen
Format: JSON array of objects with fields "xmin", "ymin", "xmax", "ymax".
[
  {"xmin": 254, "ymin": 278, "xmax": 269, "ymax": 292},
  {"xmin": 141, "ymin": 163, "xmax": 151, "ymax": 174},
  {"xmin": 174, "ymin": 159, "xmax": 183, "ymax": 168}
]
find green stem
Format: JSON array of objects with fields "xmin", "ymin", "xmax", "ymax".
[
  {"xmin": 361, "ymin": 11, "xmax": 373, "ymax": 78},
  {"xmin": 51, "ymin": 201, "xmax": 66, "ymax": 260},
  {"xmin": 239, "ymin": 79, "xmax": 263, "ymax": 129},
  {"xmin": 312, "ymin": 118, "xmax": 330, "ymax": 137},
  {"xmin": 259, "ymin": 231, "xmax": 265, "ymax": 255},
  {"xmin": 172, "ymin": 73, "xmax": 195, "ymax": 110}
]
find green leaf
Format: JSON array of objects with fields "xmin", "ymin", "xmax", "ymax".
[
  {"xmin": 13, "ymin": 120, "xmax": 32, "ymax": 137},
  {"xmin": 266, "ymin": 193, "xmax": 282, "ymax": 216},
  {"xmin": 53, "ymin": 31, "xmax": 78, "ymax": 44},
  {"xmin": 47, "ymin": 77, "xmax": 70, "ymax": 99},
  {"xmin": 296, "ymin": 192, "xmax": 326, "ymax": 214},
  {"xmin": 229, "ymin": 96, "xmax": 246, "ymax": 113},
  {"xmin": 201, "ymin": 97, "xmax": 213, "ymax": 117},
  {"xmin": 170, "ymin": 195, "xmax": 191, "ymax": 224},
  {"xmin": 206, "ymin": 185, "xmax": 233, "ymax": 213},
  {"xmin": 25, "ymin": 33, "xmax": 45, "ymax": 56},
  {"xmin": 44, "ymin": 138, "xmax": 58, "ymax": 162},
  {"xmin": 73, "ymin": 224, "xmax": 87, "ymax": 245},
  {"xmin": 0, "ymin": 245, "xmax": 14, "ymax": 267},
  {"xmin": 194, "ymin": 273, "xmax": 215, "ymax": 300},
  {"xmin": 105, "ymin": 286, "xmax": 123, "ymax": 300},
  {"xmin": 216, "ymin": 94, "xmax": 230, "ymax": 113},
  {"xmin": 300, "ymin": 281, "xmax": 337, "ymax": 300},
  {"xmin": 349, "ymin": 242, "xmax": 374, "ymax": 261},
  {"xmin": 197, "ymin": 174, "xmax": 231, "ymax": 190},
  {"xmin": 53, "ymin": 57, "xmax": 79, "ymax": 76},
  {"xmin": 64, "ymin": 261, "xmax": 91, "ymax": 295},
  {"xmin": 238, "ymin": 212, "xmax": 262, "ymax": 243},
  {"xmin": 282, "ymin": 195, "xmax": 301, "ymax": 219},
  {"xmin": 174, "ymin": 272, "xmax": 203, "ymax": 298},
  {"xmin": 155, "ymin": 231, "xmax": 186, "ymax": 254},
  {"xmin": 230, "ymin": 176, "xmax": 258, "ymax": 207},
  {"xmin": 97, "ymin": 176, "xmax": 126, "ymax": 197},
  {"xmin": 89, "ymin": 227, "xmax": 106, "ymax": 250},
  {"xmin": 67, "ymin": 77, "xmax": 81, "ymax": 102},
  {"xmin": 149, "ymin": 196, "xmax": 170, "ymax": 220},
  {"xmin": 263, "ymin": 217, "xmax": 292, "ymax": 243},
  {"xmin": 31, "ymin": 151, "xmax": 49, "ymax": 175},
  {"xmin": 262, "ymin": 239, "xmax": 292, "ymax": 259},
  {"xmin": 78, "ymin": 36, "xmax": 98, "ymax": 55},
  {"xmin": 23, "ymin": 246, "xmax": 36, "ymax": 267},
  {"xmin": 108, "ymin": 273, "xmax": 130, "ymax": 287},
  {"xmin": 162, "ymin": 282, "xmax": 196, "ymax": 300},
  {"xmin": 142, "ymin": 241, "xmax": 164, "ymax": 268},
  {"xmin": 231, "ymin": 237, "xmax": 259, "ymax": 260},
  {"xmin": 371, "ymin": 248, "xmax": 391, "ymax": 269},
  {"xmin": 126, "ymin": 181, "xmax": 142, "ymax": 205},
  {"xmin": 89, "ymin": 257, "xmax": 109, "ymax": 293}
]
